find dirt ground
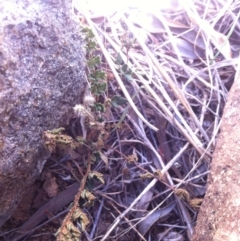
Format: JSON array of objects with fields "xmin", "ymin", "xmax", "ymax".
[{"xmin": 1, "ymin": 172, "xmax": 60, "ymax": 241}]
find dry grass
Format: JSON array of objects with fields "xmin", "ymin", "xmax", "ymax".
[
  {"xmin": 3, "ymin": 1, "xmax": 240, "ymax": 240},
  {"xmin": 71, "ymin": 1, "xmax": 239, "ymax": 240}
]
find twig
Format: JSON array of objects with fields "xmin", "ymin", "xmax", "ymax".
[{"xmin": 56, "ymin": 155, "xmax": 91, "ymax": 240}]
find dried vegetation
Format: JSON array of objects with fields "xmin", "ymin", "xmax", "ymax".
[{"xmin": 2, "ymin": 0, "xmax": 240, "ymax": 240}]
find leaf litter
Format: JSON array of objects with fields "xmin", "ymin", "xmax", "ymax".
[{"xmin": 2, "ymin": 0, "xmax": 240, "ymax": 240}]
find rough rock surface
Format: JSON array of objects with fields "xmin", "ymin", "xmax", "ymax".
[
  {"xmin": 193, "ymin": 74, "xmax": 240, "ymax": 240},
  {"xmin": 0, "ymin": 0, "xmax": 86, "ymax": 227}
]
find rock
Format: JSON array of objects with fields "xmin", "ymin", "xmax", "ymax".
[
  {"xmin": 193, "ymin": 75, "xmax": 240, "ymax": 241},
  {"xmin": 0, "ymin": 0, "xmax": 86, "ymax": 227}
]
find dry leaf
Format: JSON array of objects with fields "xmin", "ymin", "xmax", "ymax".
[
  {"xmin": 173, "ymin": 38, "xmax": 204, "ymax": 59},
  {"xmin": 184, "ymin": 4, "xmax": 232, "ymax": 59},
  {"xmin": 100, "ymin": 151, "xmax": 108, "ymax": 166},
  {"xmin": 199, "ymin": 20, "xmax": 232, "ymax": 60},
  {"xmin": 129, "ymin": 11, "xmax": 165, "ymax": 33},
  {"xmin": 43, "ymin": 175, "xmax": 58, "ymax": 198},
  {"xmin": 136, "ymin": 190, "xmax": 154, "ymax": 218},
  {"xmin": 138, "ymin": 202, "xmax": 176, "ymax": 236},
  {"xmin": 157, "ymin": 231, "xmax": 184, "ymax": 241}
]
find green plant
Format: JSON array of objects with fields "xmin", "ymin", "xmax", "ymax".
[{"xmin": 44, "ymin": 25, "xmax": 135, "ymax": 241}]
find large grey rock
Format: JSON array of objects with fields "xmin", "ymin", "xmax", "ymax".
[{"xmin": 0, "ymin": 0, "xmax": 86, "ymax": 227}]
